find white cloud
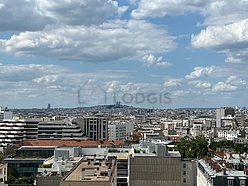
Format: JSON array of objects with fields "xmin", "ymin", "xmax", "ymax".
[
  {"xmin": 185, "ymin": 66, "xmax": 219, "ymax": 79},
  {"xmin": 225, "ymin": 76, "xmax": 247, "ymax": 86},
  {"xmin": 0, "ymin": 0, "xmax": 52, "ymax": 31},
  {"xmin": 192, "ymin": 19, "xmax": 248, "ymax": 63},
  {"xmin": 0, "ymin": 20, "xmax": 176, "ymax": 62},
  {"xmin": 0, "ymin": 0, "xmax": 123, "ymax": 31},
  {"xmin": 156, "ymin": 61, "xmax": 172, "ymax": 67},
  {"xmin": 36, "ymin": 0, "xmax": 121, "ymax": 26},
  {"xmin": 188, "ymin": 80, "xmax": 212, "ymax": 88},
  {"xmin": 171, "ymin": 90, "xmax": 190, "ymax": 97},
  {"xmin": 131, "ymin": 0, "xmax": 206, "ymax": 19},
  {"xmin": 132, "ymin": 0, "xmax": 248, "ymax": 26},
  {"xmin": 212, "ymin": 82, "xmax": 238, "ymax": 92},
  {"xmin": 164, "ymin": 78, "xmax": 182, "ymax": 87},
  {"xmin": 201, "ymin": 0, "xmax": 248, "ymax": 26},
  {"xmin": 142, "ymin": 54, "xmax": 172, "ymax": 67}
]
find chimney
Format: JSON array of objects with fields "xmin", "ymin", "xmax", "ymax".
[
  {"xmin": 222, "ymin": 168, "xmax": 227, "ymax": 175},
  {"xmin": 96, "ymin": 167, "xmax": 100, "ymax": 177},
  {"xmin": 94, "ymin": 154, "xmax": 96, "ymax": 163},
  {"xmin": 108, "ymin": 166, "xmax": 112, "ymax": 177},
  {"xmin": 81, "ymin": 168, "xmax": 85, "ymax": 180}
]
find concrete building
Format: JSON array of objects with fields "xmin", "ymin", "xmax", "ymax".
[
  {"xmin": 0, "ymin": 119, "xmax": 26, "ymax": 147},
  {"xmin": 60, "ymin": 155, "xmax": 117, "ymax": 186},
  {"xmin": 108, "ymin": 122, "xmax": 134, "ymax": 141},
  {"xmin": 216, "ymin": 107, "xmax": 235, "ymax": 128},
  {"xmin": 38, "ymin": 118, "xmax": 86, "ymax": 140},
  {"xmin": 0, "ymin": 163, "xmax": 7, "ymax": 185},
  {"xmin": 83, "ymin": 117, "xmax": 108, "ymax": 141},
  {"xmin": 0, "ymin": 118, "xmax": 40, "ymax": 148},
  {"xmin": 129, "ymin": 144, "xmax": 182, "ymax": 186},
  {"xmin": 181, "ymin": 158, "xmax": 197, "ymax": 186},
  {"xmin": 197, "ymin": 152, "xmax": 248, "ymax": 186},
  {"xmin": 0, "ymin": 107, "xmax": 12, "ymax": 121}
]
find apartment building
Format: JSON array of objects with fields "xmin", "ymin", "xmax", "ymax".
[
  {"xmin": 60, "ymin": 155, "xmax": 117, "ymax": 186},
  {"xmin": 129, "ymin": 144, "xmax": 182, "ymax": 186},
  {"xmin": 216, "ymin": 107, "xmax": 235, "ymax": 128},
  {"xmin": 38, "ymin": 118, "xmax": 86, "ymax": 140},
  {"xmin": 108, "ymin": 122, "xmax": 134, "ymax": 141},
  {"xmin": 0, "ymin": 163, "xmax": 7, "ymax": 185},
  {"xmin": 0, "ymin": 107, "xmax": 12, "ymax": 122},
  {"xmin": 197, "ymin": 151, "xmax": 248, "ymax": 186},
  {"xmin": 0, "ymin": 118, "xmax": 42, "ymax": 147},
  {"xmin": 83, "ymin": 117, "xmax": 108, "ymax": 141}
]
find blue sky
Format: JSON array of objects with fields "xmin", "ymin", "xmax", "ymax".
[{"xmin": 0, "ymin": 0, "xmax": 248, "ymax": 109}]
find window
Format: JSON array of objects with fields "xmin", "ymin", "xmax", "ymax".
[
  {"xmin": 183, "ymin": 163, "xmax": 186, "ymax": 168},
  {"xmin": 183, "ymin": 178, "xmax": 186, "ymax": 183},
  {"xmin": 183, "ymin": 171, "xmax": 186, "ymax": 175}
]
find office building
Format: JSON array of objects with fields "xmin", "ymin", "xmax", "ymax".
[
  {"xmin": 0, "ymin": 107, "xmax": 12, "ymax": 121},
  {"xmin": 83, "ymin": 117, "xmax": 108, "ymax": 141},
  {"xmin": 0, "ymin": 163, "xmax": 7, "ymax": 185},
  {"xmin": 60, "ymin": 155, "xmax": 117, "ymax": 186},
  {"xmin": 216, "ymin": 107, "xmax": 235, "ymax": 128},
  {"xmin": 108, "ymin": 122, "xmax": 134, "ymax": 141},
  {"xmin": 0, "ymin": 119, "xmax": 40, "ymax": 147},
  {"xmin": 129, "ymin": 144, "xmax": 182, "ymax": 186},
  {"xmin": 197, "ymin": 151, "xmax": 248, "ymax": 186},
  {"xmin": 38, "ymin": 119, "xmax": 86, "ymax": 140}
]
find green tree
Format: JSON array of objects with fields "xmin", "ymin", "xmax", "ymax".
[{"xmin": 176, "ymin": 136, "xmax": 208, "ymax": 158}]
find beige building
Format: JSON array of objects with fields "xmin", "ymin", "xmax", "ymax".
[
  {"xmin": 0, "ymin": 163, "xmax": 7, "ymax": 185},
  {"xmin": 60, "ymin": 155, "xmax": 117, "ymax": 186},
  {"xmin": 129, "ymin": 145, "xmax": 182, "ymax": 186}
]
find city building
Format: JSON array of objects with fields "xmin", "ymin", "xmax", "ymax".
[
  {"xmin": 108, "ymin": 122, "xmax": 134, "ymax": 141},
  {"xmin": 0, "ymin": 118, "xmax": 41, "ymax": 148},
  {"xmin": 197, "ymin": 150, "xmax": 248, "ymax": 186},
  {"xmin": 0, "ymin": 107, "xmax": 12, "ymax": 121},
  {"xmin": 216, "ymin": 107, "xmax": 235, "ymax": 128},
  {"xmin": 83, "ymin": 117, "xmax": 108, "ymax": 141},
  {"xmin": 129, "ymin": 144, "xmax": 182, "ymax": 186},
  {"xmin": 0, "ymin": 163, "xmax": 7, "ymax": 185},
  {"xmin": 60, "ymin": 155, "xmax": 117, "ymax": 186},
  {"xmin": 38, "ymin": 118, "xmax": 86, "ymax": 140}
]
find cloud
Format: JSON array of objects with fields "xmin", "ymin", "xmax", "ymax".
[
  {"xmin": 185, "ymin": 66, "xmax": 219, "ymax": 79},
  {"xmin": 142, "ymin": 54, "xmax": 172, "ymax": 67},
  {"xmin": 192, "ymin": 19, "xmax": 248, "ymax": 63},
  {"xmin": 201, "ymin": 0, "xmax": 248, "ymax": 26},
  {"xmin": 36, "ymin": 0, "xmax": 121, "ymax": 26},
  {"xmin": 131, "ymin": 0, "xmax": 207, "ymax": 19},
  {"xmin": 188, "ymin": 80, "xmax": 211, "ymax": 88},
  {"xmin": 0, "ymin": 0, "xmax": 52, "ymax": 31},
  {"xmin": 131, "ymin": 0, "xmax": 248, "ymax": 26},
  {"xmin": 156, "ymin": 61, "xmax": 172, "ymax": 67},
  {"xmin": 225, "ymin": 76, "xmax": 247, "ymax": 86},
  {"xmin": 0, "ymin": 64, "xmax": 69, "ymax": 82},
  {"xmin": 0, "ymin": 20, "xmax": 176, "ymax": 62},
  {"xmin": 164, "ymin": 78, "xmax": 182, "ymax": 87},
  {"xmin": 0, "ymin": 0, "xmax": 124, "ymax": 31},
  {"xmin": 212, "ymin": 82, "xmax": 238, "ymax": 92}
]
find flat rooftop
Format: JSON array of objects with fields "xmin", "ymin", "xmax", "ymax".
[{"xmin": 64, "ymin": 156, "xmax": 116, "ymax": 182}]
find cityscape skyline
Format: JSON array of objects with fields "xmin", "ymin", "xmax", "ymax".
[{"xmin": 0, "ymin": 0, "xmax": 248, "ymax": 109}]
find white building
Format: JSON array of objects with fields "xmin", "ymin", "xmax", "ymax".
[
  {"xmin": 38, "ymin": 118, "xmax": 86, "ymax": 140},
  {"xmin": 216, "ymin": 107, "xmax": 235, "ymax": 128},
  {"xmin": 217, "ymin": 129, "xmax": 239, "ymax": 141},
  {"xmin": 0, "ymin": 163, "xmax": 7, "ymax": 185},
  {"xmin": 0, "ymin": 107, "xmax": 12, "ymax": 121},
  {"xmin": 108, "ymin": 122, "xmax": 134, "ymax": 140}
]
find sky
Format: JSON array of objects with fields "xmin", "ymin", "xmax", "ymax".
[{"xmin": 0, "ymin": 0, "xmax": 248, "ymax": 109}]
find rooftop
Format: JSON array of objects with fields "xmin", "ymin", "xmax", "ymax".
[
  {"xmin": 63, "ymin": 156, "xmax": 116, "ymax": 182},
  {"xmin": 22, "ymin": 140, "xmax": 125, "ymax": 147}
]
